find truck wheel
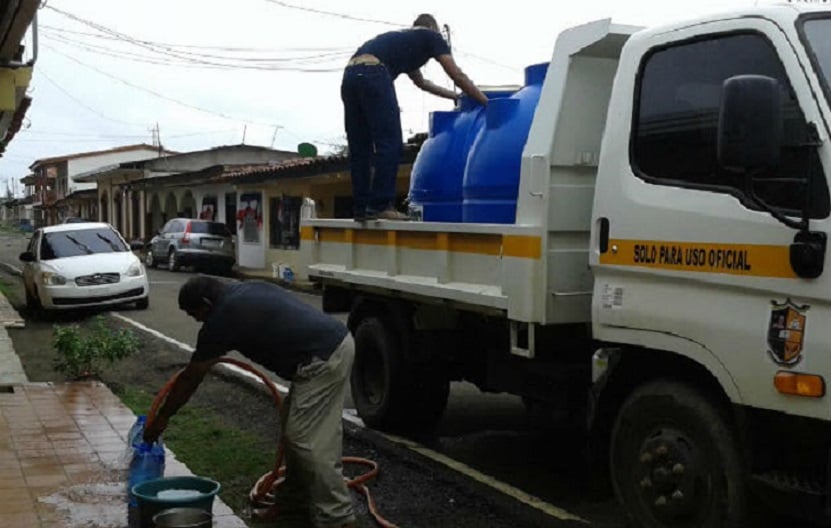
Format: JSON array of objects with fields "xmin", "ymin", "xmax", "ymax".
[
  {"xmin": 351, "ymin": 316, "xmax": 449, "ymax": 432},
  {"xmin": 610, "ymin": 380, "xmax": 747, "ymax": 528}
]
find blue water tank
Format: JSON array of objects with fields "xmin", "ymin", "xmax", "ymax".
[
  {"xmin": 409, "ymin": 88, "xmax": 516, "ymax": 222},
  {"xmin": 462, "ymin": 63, "xmax": 548, "ymax": 223}
]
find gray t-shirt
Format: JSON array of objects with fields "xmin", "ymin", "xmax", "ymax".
[{"xmin": 191, "ymin": 281, "xmax": 348, "ymax": 379}]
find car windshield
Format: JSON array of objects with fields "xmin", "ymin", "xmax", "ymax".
[
  {"xmin": 189, "ymin": 221, "xmax": 231, "ymax": 236},
  {"xmin": 40, "ymin": 228, "xmax": 128, "ymax": 260},
  {"xmin": 802, "ymin": 17, "xmax": 831, "ymax": 106}
]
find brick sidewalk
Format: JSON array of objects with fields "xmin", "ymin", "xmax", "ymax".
[{"xmin": 0, "ymin": 382, "xmax": 247, "ymax": 528}]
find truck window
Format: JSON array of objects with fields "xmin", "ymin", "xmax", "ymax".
[
  {"xmin": 801, "ymin": 16, "xmax": 831, "ymax": 109},
  {"xmin": 633, "ymin": 32, "xmax": 829, "ymax": 218}
]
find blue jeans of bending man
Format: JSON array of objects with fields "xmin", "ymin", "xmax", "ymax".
[{"xmin": 341, "ymin": 64, "xmax": 403, "ymax": 217}]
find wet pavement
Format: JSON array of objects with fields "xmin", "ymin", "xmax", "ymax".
[{"xmin": 0, "ymin": 381, "xmax": 246, "ymax": 528}]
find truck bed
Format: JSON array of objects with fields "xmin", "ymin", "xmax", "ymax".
[{"xmin": 301, "ymin": 219, "xmax": 544, "ymax": 318}]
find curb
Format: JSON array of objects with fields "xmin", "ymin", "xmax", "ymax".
[{"xmin": 0, "ymin": 261, "xmax": 22, "ymax": 277}]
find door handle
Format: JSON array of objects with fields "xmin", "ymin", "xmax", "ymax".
[{"xmin": 598, "ymin": 217, "xmax": 610, "ymax": 254}]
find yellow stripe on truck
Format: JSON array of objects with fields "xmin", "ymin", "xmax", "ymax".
[
  {"xmin": 600, "ymin": 239, "xmax": 796, "ymax": 278},
  {"xmin": 300, "ymin": 226, "xmax": 542, "ymax": 259}
]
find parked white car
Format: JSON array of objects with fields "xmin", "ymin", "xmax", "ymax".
[{"xmin": 19, "ymin": 223, "xmax": 150, "ymax": 311}]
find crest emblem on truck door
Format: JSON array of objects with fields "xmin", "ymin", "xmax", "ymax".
[{"xmin": 767, "ymin": 299, "xmax": 809, "ymax": 366}]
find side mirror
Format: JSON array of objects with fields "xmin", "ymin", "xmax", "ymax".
[
  {"xmin": 19, "ymin": 251, "xmax": 35, "ymax": 263},
  {"xmin": 718, "ymin": 75, "xmax": 783, "ymax": 171}
]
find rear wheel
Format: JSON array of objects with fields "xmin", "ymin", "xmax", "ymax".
[
  {"xmin": 351, "ymin": 315, "xmax": 449, "ymax": 433},
  {"xmin": 167, "ymin": 249, "xmax": 179, "ymax": 272},
  {"xmin": 144, "ymin": 248, "xmax": 155, "ymax": 268},
  {"xmin": 610, "ymin": 380, "xmax": 747, "ymax": 528}
]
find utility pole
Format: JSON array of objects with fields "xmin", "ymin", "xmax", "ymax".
[
  {"xmin": 242, "ymin": 125, "xmax": 247, "ymax": 145},
  {"xmin": 270, "ymin": 126, "xmax": 283, "ymax": 149}
]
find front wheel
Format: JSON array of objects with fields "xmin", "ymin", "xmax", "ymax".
[
  {"xmin": 610, "ymin": 380, "xmax": 747, "ymax": 528},
  {"xmin": 25, "ymin": 284, "xmax": 43, "ymax": 315}
]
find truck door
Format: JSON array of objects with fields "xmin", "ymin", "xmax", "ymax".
[{"xmin": 591, "ymin": 18, "xmax": 831, "ymax": 420}]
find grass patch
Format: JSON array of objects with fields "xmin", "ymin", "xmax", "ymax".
[
  {"xmin": 0, "ymin": 277, "xmax": 9, "ymax": 298},
  {"xmin": 114, "ymin": 385, "xmax": 277, "ymax": 515}
]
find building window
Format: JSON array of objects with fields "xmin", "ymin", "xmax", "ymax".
[
  {"xmin": 633, "ymin": 32, "xmax": 829, "ymax": 217},
  {"xmin": 269, "ymin": 195, "xmax": 302, "ymax": 249}
]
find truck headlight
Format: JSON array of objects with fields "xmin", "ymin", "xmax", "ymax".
[
  {"xmin": 126, "ymin": 262, "xmax": 144, "ymax": 277},
  {"xmin": 42, "ymin": 272, "xmax": 67, "ymax": 286}
]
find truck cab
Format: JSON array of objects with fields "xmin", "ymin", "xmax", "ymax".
[{"xmin": 589, "ymin": 6, "xmax": 831, "ymax": 525}]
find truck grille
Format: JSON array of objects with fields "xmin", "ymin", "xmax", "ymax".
[{"xmin": 75, "ymin": 273, "xmax": 120, "ymax": 286}]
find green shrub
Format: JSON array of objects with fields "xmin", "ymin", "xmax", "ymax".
[{"xmin": 53, "ymin": 316, "xmax": 141, "ymax": 379}]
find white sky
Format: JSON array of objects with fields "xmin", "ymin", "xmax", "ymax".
[{"xmin": 0, "ymin": 0, "xmax": 771, "ymax": 195}]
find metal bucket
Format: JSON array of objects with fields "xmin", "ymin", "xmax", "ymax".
[{"xmin": 152, "ymin": 507, "xmax": 212, "ymax": 528}]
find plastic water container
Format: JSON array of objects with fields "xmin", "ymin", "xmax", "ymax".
[
  {"xmin": 127, "ymin": 442, "xmax": 165, "ymax": 508},
  {"xmin": 409, "ymin": 88, "xmax": 517, "ymax": 222},
  {"xmin": 462, "ymin": 63, "xmax": 548, "ymax": 223},
  {"xmin": 127, "ymin": 415, "xmax": 146, "ymax": 449},
  {"xmin": 126, "ymin": 416, "xmax": 166, "ymax": 508}
]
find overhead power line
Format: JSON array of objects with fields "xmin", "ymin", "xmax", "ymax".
[
  {"xmin": 40, "ymin": 24, "xmax": 351, "ymax": 53},
  {"xmin": 42, "ymin": 6, "xmax": 350, "ymax": 72},
  {"xmin": 262, "ymin": 0, "xmax": 401, "ymax": 27},
  {"xmin": 43, "ymin": 44, "xmax": 290, "ymax": 126},
  {"xmin": 38, "ymin": 69, "xmax": 151, "ymax": 127},
  {"xmin": 41, "ymin": 31, "xmax": 349, "ymax": 71}
]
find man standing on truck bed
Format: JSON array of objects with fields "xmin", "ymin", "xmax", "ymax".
[{"xmin": 341, "ymin": 13, "xmax": 489, "ymax": 221}]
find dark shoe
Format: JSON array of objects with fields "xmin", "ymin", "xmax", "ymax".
[
  {"xmin": 375, "ymin": 209, "xmax": 411, "ymax": 221},
  {"xmin": 354, "ymin": 211, "xmax": 377, "ymax": 222}
]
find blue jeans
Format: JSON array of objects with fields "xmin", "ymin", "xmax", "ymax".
[{"xmin": 341, "ymin": 64, "xmax": 402, "ymax": 216}]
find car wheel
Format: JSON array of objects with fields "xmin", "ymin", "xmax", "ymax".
[
  {"xmin": 136, "ymin": 297, "xmax": 149, "ymax": 310},
  {"xmin": 145, "ymin": 249, "xmax": 155, "ymax": 268},
  {"xmin": 25, "ymin": 285, "xmax": 45, "ymax": 319},
  {"xmin": 610, "ymin": 380, "xmax": 747, "ymax": 528},
  {"xmin": 167, "ymin": 249, "xmax": 179, "ymax": 272}
]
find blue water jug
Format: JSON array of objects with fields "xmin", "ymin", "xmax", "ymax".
[{"xmin": 126, "ymin": 416, "xmax": 165, "ymax": 507}]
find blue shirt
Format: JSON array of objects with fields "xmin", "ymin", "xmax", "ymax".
[
  {"xmin": 354, "ymin": 28, "xmax": 451, "ymax": 79},
  {"xmin": 191, "ymin": 281, "xmax": 348, "ymax": 379}
]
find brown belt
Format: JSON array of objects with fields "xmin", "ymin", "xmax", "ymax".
[{"xmin": 347, "ymin": 54, "xmax": 383, "ymax": 67}]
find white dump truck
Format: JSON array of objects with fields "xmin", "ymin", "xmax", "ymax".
[{"xmin": 302, "ymin": 4, "xmax": 831, "ymax": 526}]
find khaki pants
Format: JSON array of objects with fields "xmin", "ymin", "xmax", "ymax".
[{"xmin": 277, "ymin": 335, "xmax": 356, "ymax": 527}]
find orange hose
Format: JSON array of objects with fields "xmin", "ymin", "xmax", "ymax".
[{"xmin": 147, "ymin": 356, "xmax": 398, "ymax": 528}]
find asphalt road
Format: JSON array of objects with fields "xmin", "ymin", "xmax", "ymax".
[{"xmin": 0, "ymin": 230, "xmax": 624, "ymax": 527}]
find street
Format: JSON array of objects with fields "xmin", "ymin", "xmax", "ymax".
[{"xmin": 0, "ymin": 231, "xmax": 624, "ymax": 527}]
